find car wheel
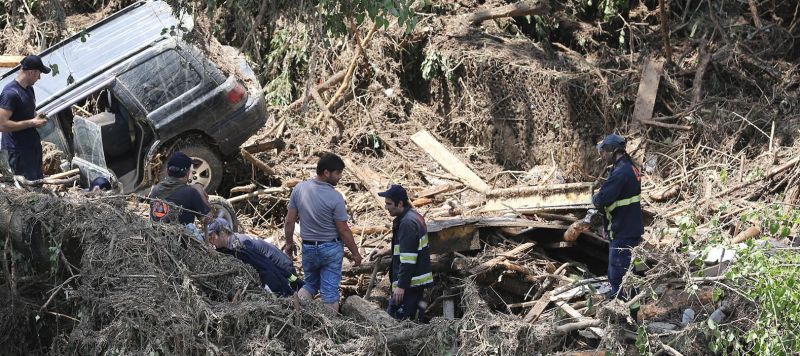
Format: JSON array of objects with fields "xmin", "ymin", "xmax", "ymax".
[
  {"xmin": 172, "ymin": 143, "xmax": 223, "ymax": 193},
  {"xmin": 208, "ymin": 195, "xmax": 240, "ymax": 233}
]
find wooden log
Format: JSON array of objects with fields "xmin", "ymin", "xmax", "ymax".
[
  {"xmin": 227, "ymin": 187, "xmax": 287, "ymax": 204},
  {"xmin": 648, "ymin": 184, "xmax": 680, "ymax": 202},
  {"xmin": 242, "ymin": 139, "xmax": 285, "ymax": 154},
  {"xmin": 468, "ymin": 0, "xmax": 550, "ymax": 25},
  {"xmin": 555, "ymin": 319, "xmax": 603, "ymax": 334},
  {"xmin": 731, "ymin": 225, "xmax": 760, "ymax": 243},
  {"xmin": 15, "ymin": 175, "xmax": 79, "ymax": 186},
  {"xmin": 658, "ymin": 0, "xmax": 672, "ymax": 64},
  {"xmin": 230, "ymin": 184, "xmax": 256, "ymax": 194},
  {"xmin": 48, "ymin": 168, "xmax": 80, "ymax": 180},
  {"xmin": 240, "ymin": 149, "xmax": 276, "ymax": 176},
  {"xmin": 283, "ymin": 177, "xmax": 302, "ymax": 188},
  {"xmin": 410, "ymin": 130, "xmax": 490, "ymax": 193},
  {"xmin": 341, "ymin": 295, "xmax": 396, "ymax": 328}
]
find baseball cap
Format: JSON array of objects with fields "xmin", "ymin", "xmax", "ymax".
[
  {"xmin": 377, "ymin": 184, "xmax": 408, "ymax": 202},
  {"xmin": 207, "ymin": 217, "xmax": 233, "ymax": 235},
  {"xmin": 20, "ymin": 55, "xmax": 51, "ymax": 74},
  {"xmin": 167, "ymin": 151, "xmax": 192, "ymax": 177}
]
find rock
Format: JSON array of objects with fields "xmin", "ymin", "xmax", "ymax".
[{"xmin": 646, "ymin": 321, "xmax": 678, "ymax": 333}]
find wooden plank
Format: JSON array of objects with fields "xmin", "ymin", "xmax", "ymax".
[
  {"xmin": 522, "ymin": 291, "xmax": 552, "ymax": 323},
  {"xmin": 475, "ymin": 217, "xmax": 570, "ymax": 229},
  {"xmin": 410, "ymin": 130, "xmax": 490, "ymax": 193},
  {"xmin": 0, "ymin": 55, "xmax": 23, "ymax": 67},
  {"xmin": 429, "ymin": 224, "xmax": 480, "ymax": 254},
  {"xmin": 483, "ymin": 183, "xmax": 593, "ymax": 212},
  {"xmin": 632, "ymin": 58, "xmax": 665, "ymax": 125}
]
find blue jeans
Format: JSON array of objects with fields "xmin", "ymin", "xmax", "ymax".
[
  {"xmin": 301, "ymin": 241, "xmax": 344, "ymax": 304},
  {"xmin": 608, "ymin": 236, "xmax": 641, "ymax": 300}
]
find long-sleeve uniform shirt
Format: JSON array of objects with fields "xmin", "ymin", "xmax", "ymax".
[
  {"xmin": 390, "ymin": 208, "xmax": 433, "ymax": 290},
  {"xmin": 222, "ymin": 234, "xmax": 302, "ymax": 297},
  {"xmin": 591, "ymin": 157, "xmax": 644, "ymax": 240}
]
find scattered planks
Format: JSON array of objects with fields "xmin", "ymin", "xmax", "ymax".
[{"xmin": 410, "ymin": 130, "xmax": 490, "ymax": 193}]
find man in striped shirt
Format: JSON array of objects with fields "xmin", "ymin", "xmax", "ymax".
[{"xmin": 379, "ymin": 184, "xmax": 433, "ymax": 321}]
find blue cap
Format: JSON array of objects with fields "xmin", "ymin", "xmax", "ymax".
[
  {"xmin": 87, "ymin": 176, "xmax": 111, "ymax": 191},
  {"xmin": 597, "ymin": 134, "xmax": 626, "ymax": 152},
  {"xmin": 167, "ymin": 151, "xmax": 192, "ymax": 177},
  {"xmin": 207, "ymin": 217, "xmax": 233, "ymax": 235},
  {"xmin": 378, "ymin": 184, "xmax": 408, "ymax": 202},
  {"xmin": 20, "ymin": 55, "xmax": 51, "ymax": 74}
]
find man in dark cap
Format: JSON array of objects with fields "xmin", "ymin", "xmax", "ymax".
[
  {"xmin": 592, "ymin": 134, "xmax": 644, "ymax": 300},
  {"xmin": 378, "ymin": 184, "xmax": 433, "ymax": 321},
  {"xmin": 0, "ymin": 55, "xmax": 51, "ymax": 180},
  {"xmin": 149, "ymin": 152, "xmax": 211, "ymax": 238}
]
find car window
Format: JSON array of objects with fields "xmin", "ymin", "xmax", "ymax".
[{"xmin": 118, "ymin": 49, "xmax": 201, "ymax": 113}]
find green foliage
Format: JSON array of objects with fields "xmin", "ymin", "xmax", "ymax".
[
  {"xmin": 420, "ymin": 51, "xmax": 455, "ymax": 81},
  {"xmin": 635, "ymin": 326, "xmax": 653, "ymax": 355},
  {"xmin": 599, "ymin": 0, "xmax": 629, "ymax": 21},
  {"xmin": 265, "ymin": 71, "xmax": 293, "ymax": 106},
  {"xmin": 318, "ymin": 0, "xmax": 423, "ymax": 36},
  {"xmin": 692, "ymin": 205, "xmax": 800, "ymax": 354}
]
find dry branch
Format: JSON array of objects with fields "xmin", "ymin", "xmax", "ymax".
[
  {"xmin": 227, "ymin": 187, "xmax": 287, "ymax": 204},
  {"xmin": 469, "ymin": 0, "xmax": 550, "ymax": 25},
  {"xmin": 240, "ymin": 148, "xmax": 277, "ymax": 176}
]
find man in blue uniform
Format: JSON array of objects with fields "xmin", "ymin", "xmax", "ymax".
[
  {"xmin": 592, "ymin": 134, "xmax": 644, "ymax": 300},
  {"xmin": 208, "ymin": 218, "xmax": 303, "ymax": 296},
  {"xmin": 379, "ymin": 184, "xmax": 433, "ymax": 321},
  {"xmin": 0, "ymin": 55, "xmax": 50, "ymax": 180}
]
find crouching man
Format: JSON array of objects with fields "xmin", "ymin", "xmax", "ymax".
[
  {"xmin": 207, "ymin": 218, "xmax": 303, "ymax": 296},
  {"xmin": 379, "ymin": 184, "xmax": 433, "ymax": 321}
]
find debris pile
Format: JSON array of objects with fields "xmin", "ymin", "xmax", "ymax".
[{"xmin": 2, "ymin": 0, "xmax": 800, "ymax": 354}]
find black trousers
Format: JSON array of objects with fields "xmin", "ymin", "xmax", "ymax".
[
  {"xmin": 8, "ymin": 145, "xmax": 43, "ymax": 180},
  {"xmin": 387, "ymin": 286, "xmax": 426, "ymax": 321}
]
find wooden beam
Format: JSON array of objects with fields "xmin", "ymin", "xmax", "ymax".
[
  {"xmin": 227, "ymin": 187, "xmax": 287, "ymax": 204},
  {"xmin": 483, "ymin": 183, "xmax": 593, "ymax": 212},
  {"xmin": 341, "ymin": 295, "xmax": 396, "ymax": 328},
  {"xmin": 410, "ymin": 130, "xmax": 490, "ymax": 193},
  {"xmin": 0, "ymin": 55, "xmax": 23, "ymax": 67}
]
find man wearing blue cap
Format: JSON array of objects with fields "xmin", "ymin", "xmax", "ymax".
[
  {"xmin": 378, "ymin": 184, "xmax": 433, "ymax": 321},
  {"xmin": 592, "ymin": 134, "xmax": 644, "ymax": 300},
  {"xmin": 208, "ymin": 218, "xmax": 303, "ymax": 296},
  {"xmin": 149, "ymin": 152, "xmax": 211, "ymax": 233},
  {"xmin": 0, "ymin": 55, "xmax": 51, "ymax": 180}
]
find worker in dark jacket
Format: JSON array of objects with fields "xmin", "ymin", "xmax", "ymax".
[
  {"xmin": 592, "ymin": 134, "xmax": 645, "ymax": 300},
  {"xmin": 207, "ymin": 218, "xmax": 303, "ymax": 296},
  {"xmin": 379, "ymin": 184, "xmax": 433, "ymax": 321}
]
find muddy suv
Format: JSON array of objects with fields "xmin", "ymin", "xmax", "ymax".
[{"xmin": 0, "ymin": 1, "xmax": 267, "ymax": 193}]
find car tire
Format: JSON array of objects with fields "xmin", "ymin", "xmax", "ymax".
[
  {"xmin": 208, "ymin": 195, "xmax": 240, "ymax": 233},
  {"xmin": 170, "ymin": 142, "xmax": 223, "ymax": 193}
]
